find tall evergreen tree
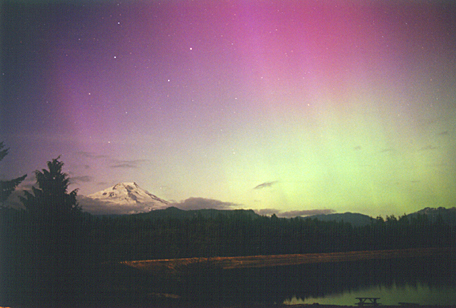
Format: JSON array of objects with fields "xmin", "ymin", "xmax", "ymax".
[
  {"xmin": 0, "ymin": 142, "xmax": 26, "ymax": 206},
  {"xmin": 18, "ymin": 157, "xmax": 92, "ymax": 305},
  {"xmin": 0, "ymin": 143, "xmax": 27, "ymax": 305},
  {"xmin": 20, "ymin": 156, "xmax": 80, "ymax": 219}
]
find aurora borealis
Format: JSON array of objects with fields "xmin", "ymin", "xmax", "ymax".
[{"xmin": 1, "ymin": 1, "xmax": 456, "ymax": 217}]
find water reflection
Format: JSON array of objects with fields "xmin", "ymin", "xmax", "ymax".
[
  {"xmin": 285, "ymin": 283, "xmax": 456, "ymax": 306},
  {"xmin": 174, "ymin": 254, "xmax": 456, "ymax": 306}
]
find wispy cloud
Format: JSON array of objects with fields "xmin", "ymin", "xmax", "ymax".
[
  {"xmin": 111, "ymin": 163, "xmax": 139, "ymax": 169},
  {"xmin": 70, "ymin": 175, "xmax": 93, "ymax": 184},
  {"xmin": 76, "ymin": 151, "xmax": 108, "ymax": 159},
  {"xmin": 255, "ymin": 208, "xmax": 278, "ymax": 216},
  {"xmin": 172, "ymin": 197, "xmax": 238, "ymax": 210},
  {"xmin": 253, "ymin": 181, "xmax": 278, "ymax": 190},
  {"xmin": 419, "ymin": 145, "xmax": 438, "ymax": 151},
  {"xmin": 279, "ymin": 209, "xmax": 335, "ymax": 218},
  {"xmin": 110, "ymin": 159, "xmax": 148, "ymax": 169}
]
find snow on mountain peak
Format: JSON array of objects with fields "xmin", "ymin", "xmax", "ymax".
[
  {"xmin": 82, "ymin": 182, "xmax": 170, "ymax": 215},
  {"xmin": 113, "ymin": 182, "xmax": 139, "ymax": 191}
]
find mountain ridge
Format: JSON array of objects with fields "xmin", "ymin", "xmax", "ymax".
[
  {"xmin": 305, "ymin": 207, "xmax": 456, "ymax": 226},
  {"xmin": 131, "ymin": 206, "xmax": 260, "ymax": 220},
  {"xmin": 79, "ymin": 182, "xmax": 456, "ymax": 226},
  {"xmin": 304, "ymin": 212, "xmax": 374, "ymax": 227}
]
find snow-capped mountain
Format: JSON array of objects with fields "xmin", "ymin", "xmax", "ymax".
[
  {"xmin": 88, "ymin": 182, "xmax": 169, "ymax": 205},
  {"xmin": 79, "ymin": 182, "xmax": 170, "ymax": 215}
]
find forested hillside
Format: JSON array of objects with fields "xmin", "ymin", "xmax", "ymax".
[{"xmin": 91, "ymin": 210, "xmax": 455, "ymax": 262}]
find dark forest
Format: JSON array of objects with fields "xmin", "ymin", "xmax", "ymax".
[{"xmin": 1, "ymin": 155, "xmax": 455, "ymax": 306}]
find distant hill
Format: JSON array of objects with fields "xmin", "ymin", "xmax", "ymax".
[
  {"xmin": 407, "ymin": 207, "xmax": 456, "ymax": 226},
  {"xmin": 132, "ymin": 206, "xmax": 261, "ymax": 220},
  {"xmin": 305, "ymin": 207, "xmax": 456, "ymax": 227},
  {"xmin": 304, "ymin": 212, "xmax": 375, "ymax": 227},
  {"xmin": 85, "ymin": 198, "xmax": 456, "ymax": 228}
]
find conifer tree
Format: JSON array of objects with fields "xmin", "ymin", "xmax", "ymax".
[
  {"xmin": 0, "ymin": 142, "xmax": 26, "ymax": 205},
  {"xmin": 20, "ymin": 156, "xmax": 80, "ymax": 219},
  {"xmin": 19, "ymin": 157, "xmax": 90, "ymax": 305},
  {"xmin": 0, "ymin": 143, "xmax": 26, "ymax": 305}
]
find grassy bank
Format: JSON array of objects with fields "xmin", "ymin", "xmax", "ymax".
[{"xmin": 121, "ymin": 247, "xmax": 453, "ymax": 275}]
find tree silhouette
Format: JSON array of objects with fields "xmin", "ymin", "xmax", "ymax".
[
  {"xmin": 0, "ymin": 142, "xmax": 27, "ymax": 305},
  {"xmin": 18, "ymin": 157, "xmax": 92, "ymax": 305},
  {"xmin": 0, "ymin": 142, "xmax": 26, "ymax": 206},
  {"xmin": 20, "ymin": 156, "xmax": 80, "ymax": 219}
]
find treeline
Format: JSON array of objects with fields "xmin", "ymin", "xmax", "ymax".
[
  {"xmin": 2, "ymin": 206, "xmax": 455, "ymax": 306},
  {"xmin": 91, "ymin": 211, "xmax": 455, "ymax": 262},
  {"xmin": 1, "ymin": 149, "xmax": 455, "ymax": 306}
]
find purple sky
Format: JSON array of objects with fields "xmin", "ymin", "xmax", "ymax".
[{"xmin": 1, "ymin": 1, "xmax": 456, "ymax": 216}]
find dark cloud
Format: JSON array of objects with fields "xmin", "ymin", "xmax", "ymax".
[
  {"xmin": 111, "ymin": 163, "xmax": 139, "ymax": 169},
  {"xmin": 255, "ymin": 208, "xmax": 335, "ymax": 218},
  {"xmin": 278, "ymin": 209, "xmax": 335, "ymax": 218},
  {"xmin": 172, "ymin": 197, "xmax": 238, "ymax": 210},
  {"xmin": 110, "ymin": 159, "xmax": 148, "ymax": 169},
  {"xmin": 253, "ymin": 181, "xmax": 278, "ymax": 190},
  {"xmin": 70, "ymin": 175, "xmax": 93, "ymax": 184},
  {"xmin": 255, "ymin": 208, "xmax": 279, "ymax": 216},
  {"xmin": 76, "ymin": 151, "xmax": 108, "ymax": 159},
  {"xmin": 354, "ymin": 146, "xmax": 362, "ymax": 150}
]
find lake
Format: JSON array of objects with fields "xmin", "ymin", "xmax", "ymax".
[
  {"xmin": 171, "ymin": 253, "xmax": 456, "ymax": 306},
  {"xmin": 285, "ymin": 282, "xmax": 456, "ymax": 306},
  {"xmin": 24, "ymin": 251, "xmax": 451, "ymax": 307},
  {"xmin": 281, "ymin": 253, "xmax": 456, "ymax": 306}
]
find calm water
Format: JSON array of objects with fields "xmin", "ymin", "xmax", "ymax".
[
  {"xmin": 173, "ymin": 253, "xmax": 456, "ymax": 306},
  {"xmin": 281, "ymin": 254, "xmax": 456, "ymax": 306},
  {"xmin": 284, "ymin": 282, "xmax": 456, "ymax": 306}
]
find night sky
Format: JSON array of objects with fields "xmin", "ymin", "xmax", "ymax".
[{"xmin": 1, "ymin": 1, "xmax": 456, "ymax": 217}]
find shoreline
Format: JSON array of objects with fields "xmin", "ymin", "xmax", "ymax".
[{"xmin": 121, "ymin": 247, "xmax": 453, "ymax": 274}]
